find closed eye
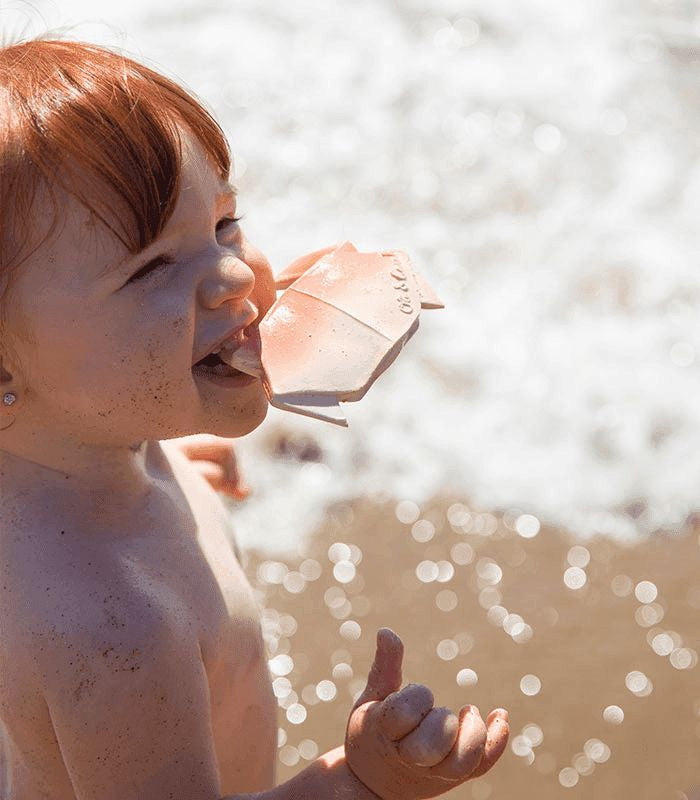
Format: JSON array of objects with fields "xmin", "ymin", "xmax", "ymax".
[
  {"xmin": 126, "ymin": 215, "xmax": 244, "ymax": 284},
  {"xmin": 216, "ymin": 215, "xmax": 243, "ymax": 233}
]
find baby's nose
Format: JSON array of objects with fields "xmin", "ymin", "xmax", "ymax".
[{"xmin": 198, "ymin": 256, "xmax": 256, "ymax": 308}]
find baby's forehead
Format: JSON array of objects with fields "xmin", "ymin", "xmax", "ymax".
[
  {"xmin": 22, "ymin": 176, "xmax": 129, "ymax": 269},
  {"xmin": 19, "ymin": 126, "xmax": 228, "ymax": 271}
]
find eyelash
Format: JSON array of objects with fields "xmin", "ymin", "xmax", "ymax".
[{"xmin": 127, "ymin": 215, "xmax": 244, "ymax": 284}]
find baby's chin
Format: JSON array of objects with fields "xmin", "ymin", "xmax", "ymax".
[{"xmin": 206, "ymin": 389, "xmax": 270, "ymax": 438}]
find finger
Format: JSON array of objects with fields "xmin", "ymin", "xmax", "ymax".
[
  {"xmin": 192, "ymin": 460, "xmax": 247, "ymax": 499},
  {"xmin": 378, "ymin": 684, "xmax": 434, "ymax": 741},
  {"xmin": 217, "ymin": 447, "xmax": 246, "ymax": 495},
  {"xmin": 179, "ymin": 438, "xmax": 247, "ymax": 497},
  {"xmin": 194, "ymin": 460, "xmax": 227, "ymax": 492},
  {"xmin": 428, "ymin": 705, "xmax": 488, "ymax": 782},
  {"xmin": 469, "ymin": 709, "xmax": 509, "ymax": 778},
  {"xmin": 174, "ymin": 434, "xmax": 233, "ymax": 461},
  {"xmin": 230, "ymin": 483, "xmax": 251, "ymax": 500},
  {"xmin": 352, "ymin": 628, "xmax": 404, "ymax": 712},
  {"xmin": 396, "ymin": 706, "xmax": 460, "ymax": 768}
]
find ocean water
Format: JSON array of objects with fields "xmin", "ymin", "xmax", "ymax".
[{"xmin": 4, "ymin": 0, "xmax": 700, "ymax": 554}]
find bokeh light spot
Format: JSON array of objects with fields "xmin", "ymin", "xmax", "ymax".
[
  {"xmin": 412, "ymin": 519, "xmax": 436, "ymax": 543},
  {"xmin": 316, "ymin": 680, "xmax": 338, "ymax": 701},
  {"xmin": 340, "ymin": 620, "xmax": 362, "ymax": 641},
  {"xmin": 456, "ymin": 668, "xmax": 478, "ymax": 687},
  {"xmin": 333, "ymin": 560, "xmax": 356, "ymax": 584},
  {"xmin": 516, "ymin": 514, "xmax": 540, "ymax": 538},
  {"xmin": 451, "ymin": 542, "xmax": 475, "ymax": 565},
  {"xmin": 286, "ymin": 703, "xmax": 307, "ymax": 725},
  {"xmin": 564, "ymin": 567, "xmax": 587, "ymax": 590},
  {"xmin": 437, "ymin": 639, "xmax": 459, "ymax": 660},
  {"xmin": 611, "ymin": 574, "xmax": 633, "ymax": 597},
  {"xmin": 436, "ymin": 589, "xmax": 458, "ymax": 611},
  {"xmin": 395, "ymin": 500, "xmax": 420, "ymax": 524},
  {"xmin": 558, "ymin": 767, "xmax": 579, "ymax": 787},
  {"xmin": 567, "ymin": 546, "xmax": 591, "ymax": 568},
  {"xmin": 520, "ymin": 674, "xmax": 542, "ymax": 696},
  {"xmin": 603, "ymin": 705, "xmax": 625, "ymax": 724},
  {"xmin": 635, "ymin": 581, "xmax": 658, "ymax": 604}
]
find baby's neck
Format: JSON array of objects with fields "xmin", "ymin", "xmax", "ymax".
[{"xmin": 0, "ymin": 438, "xmax": 175, "ymax": 530}]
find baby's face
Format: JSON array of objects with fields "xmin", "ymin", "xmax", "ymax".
[{"xmin": 3, "ymin": 127, "xmax": 277, "ymax": 445}]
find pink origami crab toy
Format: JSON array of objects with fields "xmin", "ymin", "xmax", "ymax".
[{"xmin": 221, "ymin": 241, "xmax": 444, "ymax": 427}]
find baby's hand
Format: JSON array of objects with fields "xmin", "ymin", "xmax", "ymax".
[
  {"xmin": 345, "ymin": 629, "xmax": 509, "ymax": 800},
  {"xmin": 169, "ymin": 434, "xmax": 250, "ymax": 500}
]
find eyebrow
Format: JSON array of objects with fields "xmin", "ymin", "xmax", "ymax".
[{"xmin": 99, "ymin": 180, "xmax": 239, "ymax": 279}]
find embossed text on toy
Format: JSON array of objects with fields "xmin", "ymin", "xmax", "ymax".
[{"xmin": 389, "ymin": 261, "xmax": 413, "ymax": 314}]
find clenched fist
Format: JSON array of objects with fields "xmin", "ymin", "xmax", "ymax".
[{"xmin": 345, "ymin": 628, "xmax": 509, "ymax": 800}]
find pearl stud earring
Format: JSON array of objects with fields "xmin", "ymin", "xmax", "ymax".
[{"xmin": 3, "ymin": 392, "xmax": 16, "ymax": 406}]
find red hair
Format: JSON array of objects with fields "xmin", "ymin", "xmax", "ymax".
[{"xmin": 0, "ymin": 35, "xmax": 232, "ymax": 306}]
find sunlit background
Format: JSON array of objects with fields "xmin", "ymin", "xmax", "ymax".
[{"xmin": 3, "ymin": 0, "xmax": 700, "ymax": 797}]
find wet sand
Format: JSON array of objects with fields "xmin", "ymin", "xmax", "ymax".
[{"xmin": 243, "ymin": 495, "xmax": 700, "ymax": 799}]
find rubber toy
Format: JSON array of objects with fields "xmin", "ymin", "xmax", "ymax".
[{"xmin": 220, "ymin": 241, "xmax": 444, "ymax": 427}]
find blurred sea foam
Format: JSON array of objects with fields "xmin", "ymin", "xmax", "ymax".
[{"xmin": 5, "ymin": 0, "xmax": 700, "ymax": 553}]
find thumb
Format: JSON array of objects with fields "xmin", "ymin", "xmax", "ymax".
[{"xmin": 352, "ymin": 628, "xmax": 404, "ymax": 712}]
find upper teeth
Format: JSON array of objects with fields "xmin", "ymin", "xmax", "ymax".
[{"xmin": 212, "ymin": 333, "xmax": 241, "ymax": 357}]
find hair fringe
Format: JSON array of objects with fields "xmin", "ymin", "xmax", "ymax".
[{"xmin": 0, "ymin": 35, "xmax": 232, "ymax": 310}]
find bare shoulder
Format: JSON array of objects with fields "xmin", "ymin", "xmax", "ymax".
[
  {"xmin": 0, "ymin": 487, "xmax": 188, "ymax": 657},
  {"xmin": 1, "ymin": 536, "xmax": 223, "ymax": 800},
  {"xmin": 0, "ymin": 521, "xmax": 177, "ymax": 663},
  {"xmin": 0, "ymin": 516, "xmax": 186, "ymax": 755}
]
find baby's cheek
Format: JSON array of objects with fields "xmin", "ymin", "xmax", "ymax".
[
  {"xmin": 129, "ymin": 354, "xmax": 184, "ymax": 411},
  {"xmin": 93, "ymin": 338, "xmax": 181, "ymax": 415}
]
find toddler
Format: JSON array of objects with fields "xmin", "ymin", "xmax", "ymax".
[{"xmin": 0, "ymin": 36, "xmax": 509, "ymax": 799}]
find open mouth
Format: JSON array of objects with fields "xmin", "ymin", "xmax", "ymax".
[{"xmin": 192, "ymin": 351, "xmax": 248, "ymax": 378}]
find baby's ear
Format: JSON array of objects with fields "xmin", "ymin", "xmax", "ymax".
[{"xmin": 274, "ymin": 243, "xmax": 340, "ymax": 290}]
